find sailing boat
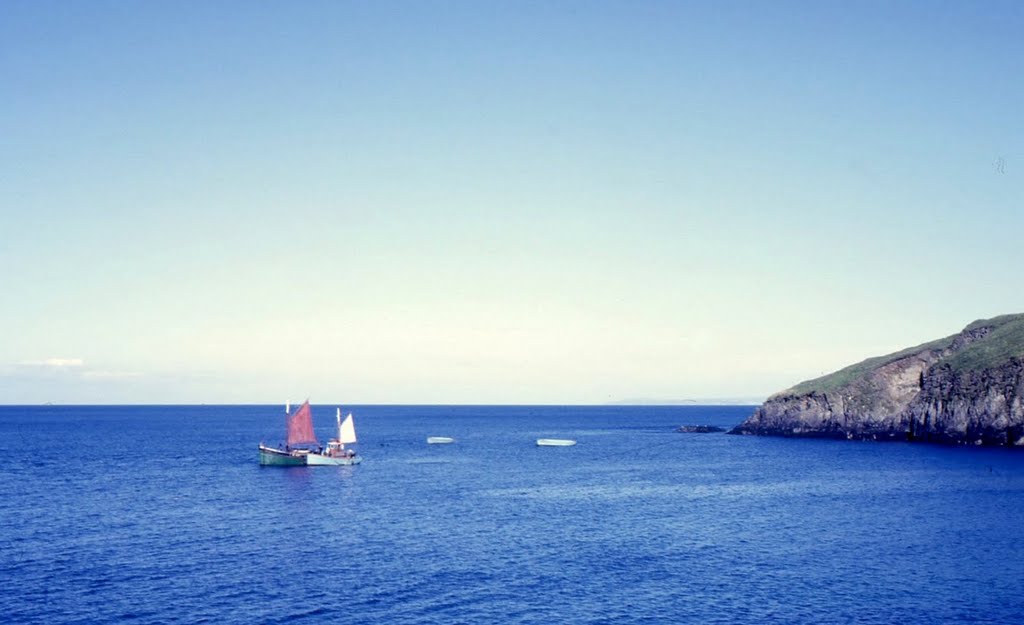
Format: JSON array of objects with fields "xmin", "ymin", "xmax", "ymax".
[
  {"xmin": 307, "ymin": 408, "xmax": 361, "ymax": 465},
  {"xmin": 258, "ymin": 401, "xmax": 361, "ymax": 466}
]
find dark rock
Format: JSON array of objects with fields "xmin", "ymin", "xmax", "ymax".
[
  {"xmin": 731, "ymin": 314, "xmax": 1024, "ymax": 447},
  {"xmin": 676, "ymin": 425, "xmax": 726, "ymax": 433}
]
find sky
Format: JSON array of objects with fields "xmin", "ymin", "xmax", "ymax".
[{"xmin": 1, "ymin": 1, "xmax": 1022, "ymax": 404}]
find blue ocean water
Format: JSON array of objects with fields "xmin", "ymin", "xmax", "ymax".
[{"xmin": 2, "ymin": 404, "xmax": 1023, "ymax": 625}]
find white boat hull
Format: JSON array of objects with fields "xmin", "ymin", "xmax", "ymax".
[
  {"xmin": 427, "ymin": 437, "xmax": 455, "ymax": 444},
  {"xmin": 536, "ymin": 438, "xmax": 577, "ymax": 447},
  {"xmin": 306, "ymin": 453, "xmax": 362, "ymax": 466}
]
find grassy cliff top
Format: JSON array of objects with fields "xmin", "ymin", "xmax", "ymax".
[
  {"xmin": 947, "ymin": 313, "xmax": 1024, "ymax": 372},
  {"xmin": 783, "ymin": 313, "xmax": 1024, "ymax": 396}
]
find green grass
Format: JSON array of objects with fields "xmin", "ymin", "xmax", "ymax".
[
  {"xmin": 785, "ymin": 313, "xmax": 1024, "ymax": 395},
  {"xmin": 787, "ymin": 334, "xmax": 956, "ymax": 395},
  {"xmin": 946, "ymin": 314, "xmax": 1024, "ymax": 372},
  {"xmin": 963, "ymin": 313, "xmax": 1024, "ymax": 333}
]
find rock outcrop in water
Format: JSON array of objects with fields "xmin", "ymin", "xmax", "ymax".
[
  {"xmin": 731, "ymin": 314, "xmax": 1024, "ymax": 446},
  {"xmin": 676, "ymin": 425, "xmax": 726, "ymax": 433}
]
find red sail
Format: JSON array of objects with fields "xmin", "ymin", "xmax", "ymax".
[{"xmin": 287, "ymin": 401, "xmax": 319, "ymax": 447}]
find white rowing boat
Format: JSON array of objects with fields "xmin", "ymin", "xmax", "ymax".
[{"xmin": 536, "ymin": 438, "xmax": 576, "ymax": 447}]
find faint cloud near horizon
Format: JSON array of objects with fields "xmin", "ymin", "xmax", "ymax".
[
  {"xmin": 82, "ymin": 370, "xmax": 143, "ymax": 379},
  {"xmin": 6, "ymin": 358, "xmax": 142, "ymax": 381},
  {"xmin": 17, "ymin": 357, "xmax": 85, "ymax": 368}
]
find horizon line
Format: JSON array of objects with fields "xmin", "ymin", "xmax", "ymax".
[{"xmin": 0, "ymin": 401, "xmax": 764, "ymax": 407}]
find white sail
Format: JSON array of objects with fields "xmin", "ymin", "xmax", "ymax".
[{"xmin": 339, "ymin": 412, "xmax": 357, "ymax": 444}]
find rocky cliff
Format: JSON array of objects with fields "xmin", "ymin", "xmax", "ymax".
[{"xmin": 731, "ymin": 314, "xmax": 1024, "ymax": 446}]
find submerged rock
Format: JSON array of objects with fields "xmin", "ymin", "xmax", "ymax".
[
  {"xmin": 676, "ymin": 425, "xmax": 726, "ymax": 433},
  {"xmin": 731, "ymin": 313, "xmax": 1024, "ymax": 447}
]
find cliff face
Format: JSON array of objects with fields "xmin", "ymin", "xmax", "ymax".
[{"xmin": 731, "ymin": 314, "xmax": 1024, "ymax": 446}]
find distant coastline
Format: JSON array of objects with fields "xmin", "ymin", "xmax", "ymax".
[
  {"xmin": 605, "ymin": 397, "xmax": 764, "ymax": 406},
  {"xmin": 12, "ymin": 399, "xmax": 768, "ymax": 407}
]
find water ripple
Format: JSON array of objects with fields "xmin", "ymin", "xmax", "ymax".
[{"xmin": 2, "ymin": 405, "xmax": 1024, "ymax": 624}]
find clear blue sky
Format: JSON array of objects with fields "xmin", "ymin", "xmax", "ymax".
[{"xmin": 2, "ymin": 1, "xmax": 1021, "ymax": 404}]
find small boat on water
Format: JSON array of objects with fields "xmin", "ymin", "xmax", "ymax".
[
  {"xmin": 307, "ymin": 409, "xmax": 361, "ymax": 465},
  {"xmin": 427, "ymin": 436, "xmax": 455, "ymax": 444},
  {"xmin": 536, "ymin": 438, "xmax": 576, "ymax": 447},
  {"xmin": 259, "ymin": 401, "xmax": 361, "ymax": 466}
]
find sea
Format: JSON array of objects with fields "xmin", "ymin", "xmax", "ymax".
[{"xmin": 2, "ymin": 404, "xmax": 1024, "ymax": 625}]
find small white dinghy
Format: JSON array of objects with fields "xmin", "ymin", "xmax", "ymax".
[
  {"xmin": 536, "ymin": 438, "xmax": 577, "ymax": 447},
  {"xmin": 427, "ymin": 436, "xmax": 455, "ymax": 444}
]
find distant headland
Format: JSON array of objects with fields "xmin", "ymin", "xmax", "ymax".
[
  {"xmin": 731, "ymin": 313, "xmax": 1024, "ymax": 447},
  {"xmin": 605, "ymin": 397, "xmax": 763, "ymax": 406}
]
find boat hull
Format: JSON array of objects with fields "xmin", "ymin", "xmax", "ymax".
[
  {"xmin": 258, "ymin": 445, "xmax": 306, "ymax": 466},
  {"xmin": 536, "ymin": 438, "xmax": 577, "ymax": 447},
  {"xmin": 306, "ymin": 453, "xmax": 362, "ymax": 466},
  {"xmin": 427, "ymin": 437, "xmax": 455, "ymax": 444}
]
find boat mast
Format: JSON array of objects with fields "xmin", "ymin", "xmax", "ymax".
[
  {"xmin": 285, "ymin": 401, "xmax": 290, "ymax": 449},
  {"xmin": 337, "ymin": 408, "xmax": 343, "ymax": 449}
]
